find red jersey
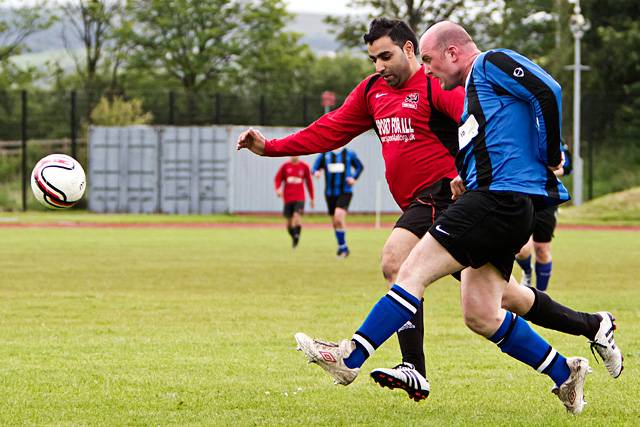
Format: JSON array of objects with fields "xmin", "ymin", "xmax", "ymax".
[
  {"xmin": 274, "ymin": 160, "xmax": 314, "ymax": 204},
  {"xmin": 264, "ymin": 66, "xmax": 464, "ymax": 210}
]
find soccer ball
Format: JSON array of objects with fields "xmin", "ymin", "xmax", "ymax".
[{"xmin": 30, "ymin": 154, "xmax": 86, "ymax": 209}]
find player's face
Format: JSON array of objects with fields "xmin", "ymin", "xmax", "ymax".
[
  {"xmin": 367, "ymin": 36, "xmax": 413, "ymax": 88},
  {"xmin": 419, "ymin": 37, "xmax": 459, "ymax": 90}
]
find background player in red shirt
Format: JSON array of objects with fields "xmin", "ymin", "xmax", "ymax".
[
  {"xmin": 275, "ymin": 156, "xmax": 315, "ymax": 248},
  {"xmin": 239, "ymin": 18, "xmax": 618, "ymax": 401}
]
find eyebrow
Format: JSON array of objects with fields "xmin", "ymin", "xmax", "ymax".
[{"xmin": 368, "ymin": 50, "xmax": 392, "ymax": 61}]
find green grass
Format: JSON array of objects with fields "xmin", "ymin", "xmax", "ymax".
[
  {"xmin": 560, "ymin": 186, "xmax": 640, "ymax": 226},
  {"xmin": 0, "ymin": 226, "xmax": 638, "ymax": 425}
]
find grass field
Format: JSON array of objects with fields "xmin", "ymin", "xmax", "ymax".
[{"xmin": 0, "ymin": 223, "xmax": 638, "ymax": 425}]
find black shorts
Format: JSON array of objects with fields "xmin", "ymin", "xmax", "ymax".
[
  {"xmin": 325, "ymin": 193, "xmax": 353, "ymax": 216},
  {"xmin": 283, "ymin": 201, "xmax": 305, "ymax": 218},
  {"xmin": 428, "ymin": 191, "xmax": 535, "ymax": 281},
  {"xmin": 394, "ymin": 178, "xmax": 454, "ymax": 239},
  {"xmin": 532, "ymin": 206, "xmax": 557, "ymax": 243}
]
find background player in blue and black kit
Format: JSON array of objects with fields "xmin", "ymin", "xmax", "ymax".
[
  {"xmin": 312, "ymin": 148, "xmax": 364, "ymax": 257},
  {"xmin": 516, "ymin": 143, "xmax": 572, "ymax": 290}
]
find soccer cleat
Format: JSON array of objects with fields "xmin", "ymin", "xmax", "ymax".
[
  {"xmin": 520, "ymin": 272, "xmax": 532, "ymax": 287},
  {"xmin": 370, "ymin": 362, "xmax": 430, "ymax": 402},
  {"xmin": 294, "ymin": 332, "xmax": 359, "ymax": 385},
  {"xmin": 336, "ymin": 247, "xmax": 350, "ymax": 258},
  {"xmin": 590, "ymin": 312, "xmax": 624, "ymax": 378},
  {"xmin": 552, "ymin": 357, "xmax": 591, "ymax": 414},
  {"xmin": 292, "ymin": 235, "xmax": 300, "ymax": 248}
]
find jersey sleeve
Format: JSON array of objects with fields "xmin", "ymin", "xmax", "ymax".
[
  {"xmin": 264, "ymin": 79, "xmax": 374, "ymax": 156},
  {"xmin": 312, "ymin": 153, "xmax": 324, "ymax": 174},
  {"xmin": 350, "ymin": 151, "xmax": 364, "ymax": 179},
  {"xmin": 430, "ymin": 76, "xmax": 465, "ymax": 122},
  {"xmin": 483, "ymin": 51, "xmax": 563, "ymax": 168}
]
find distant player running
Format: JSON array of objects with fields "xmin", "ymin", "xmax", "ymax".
[
  {"xmin": 312, "ymin": 148, "xmax": 364, "ymax": 257},
  {"xmin": 516, "ymin": 143, "xmax": 573, "ymax": 290},
  {"xmin": 274, "ymin": 156, "xmax": 314, "ymax": 248}
]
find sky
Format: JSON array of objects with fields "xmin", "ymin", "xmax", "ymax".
[{"xmin": 284, "ymin": 0, "xmax": 362, "ymax": 15}]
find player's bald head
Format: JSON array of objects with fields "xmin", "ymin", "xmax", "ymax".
[{"xmin": 420, "ymin": 21, "xmax": 475, "ymax": 53}]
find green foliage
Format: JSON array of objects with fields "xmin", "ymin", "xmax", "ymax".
[
  {"xmin": 120, "ymin": 0, "xmax": 243, "ymax": 92},
  {"xmin": 324, "ymin": 0, "xmax": 491, "ymax": 49},
  {"xmin": 89, "ymin": 96, "xmax": 153, "ymax": 126},
  {"xmin": 0, "ymin": 225, "xmax": 637, "ymax": 423}
]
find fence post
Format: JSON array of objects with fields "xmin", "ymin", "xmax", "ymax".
[
  {"xmin": 259, "ymin": 95, "xmax": 266, "ymax": 126},
  {"xmin": 587, "ymin": 139, "xmax": 593, "ymax": 200},
  {"xmin": 214, "ymin": 93, "xmax": 221, "ymax": 124},
  {"xmin": 21, "ymin": 89, "xmax": 28, "ymax": 211},
  {"xmin": 169, "ymin": 91, "xmax": 175, "ymax": 125},
  {"xmin": 70, "ymin": 90, "xmax": 77, "ymax": 159}
]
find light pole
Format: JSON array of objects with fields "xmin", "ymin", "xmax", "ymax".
[{"xmin": 568, "ymin": 0, "xmax": 590, "ymax": 205}]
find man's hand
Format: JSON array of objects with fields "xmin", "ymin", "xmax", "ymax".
[
  {"xmin": 450, "ymin": 175, "xmax": 466, "ymax": 200},
  {"xmin": 236, "ymin": 128, "xmax": 267, "ymax": 155},
  {"xmin": 310, "ymin": 199, "xmax": 315, "ymax": 209},
  {"xmin": 548, "ymin": 151, "xmax": 565, "ymax": 172},
  {"xmin": 276, "ymin": 189, "xmax": 283, "ymax": 198},
  {"xmin": 346, "ymin": 177, "xmax": 356, "ymax": 186},
  {"xmin": 313, "ymin": 171, "xmax": 322, "ymax": 179}
]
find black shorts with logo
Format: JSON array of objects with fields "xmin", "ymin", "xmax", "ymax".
[
  {"xmin": 325, "ymin": 193, "xmax": 353, "ymax": 216},
  {"xmin": 283, "ymin": 201, "xmax": 305, "ymax": 218},
  {"xmin": 428, "ymin": 191, "xmax": 535, "ymax": 281},
  {"xmin": 394, "ymin": 178, "xmax": 454, "ymax": 239},
  {"xmin": 532, "ymin": 205, "xmax": 558, "ymax": 243}
]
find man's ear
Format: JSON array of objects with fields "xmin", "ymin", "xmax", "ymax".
[{"xmin": 404, "ymin": 40, "xmax": 415, "ymax": 57}]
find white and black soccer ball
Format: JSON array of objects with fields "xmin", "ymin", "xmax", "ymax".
[{"xmin": 30, "ymin": 154, "xmax": 86, "ymax": 209}]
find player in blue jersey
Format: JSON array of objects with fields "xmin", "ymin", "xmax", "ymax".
[
  {"xmin": 312, "ymin": 148, "xmax": 364, "ymax": 258},
  {"xmin": 516, "ymin": 143, "xmax": 572, "ymax": 290},
  {"xmin": 294, "ymin": 21, "xmax": 623, "ymax": 414}
]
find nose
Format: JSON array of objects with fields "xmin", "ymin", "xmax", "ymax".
[{"xmin": 375, "ymin": 62, "xmax": 385, "ymax": 74}]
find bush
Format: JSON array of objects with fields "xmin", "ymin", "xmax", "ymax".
[{"xmin": 89, "ymin": 96, "xmax": 153, "ymax": 126}]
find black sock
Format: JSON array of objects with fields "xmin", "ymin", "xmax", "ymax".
[
  {"xmin": 396, "ymin": 302, "xmax": 426, "ymax": 377},
  {"xmin": 293, "ymin": 225, "xmax": 301, "ymax": 239},
  {"xmin": 287, "ymin": 226, "xmax": 295, "ymax": 237},
  {"xmin": 522, "ymin": 287, "xmax": 601, "ymax": 340}
]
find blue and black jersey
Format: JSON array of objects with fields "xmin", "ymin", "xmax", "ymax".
[
  {"xmin": 458, "ymin": 48, "xmax": 570, "ymax": 205},
  {"xmin": 312, "ymin": 148, "xmax": 364, "ymax": 196}
]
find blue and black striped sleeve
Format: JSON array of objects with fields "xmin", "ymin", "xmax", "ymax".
[
  {"xmin": 350, "ymin": 151, "xmax": 364, "ymax": 179},
  {"xmin": 312, "ymin": 153, "xmax": 325, "ymax": 174},
  {"xmin": 483, "ymin": 51, "xmax": 563, "ymax": 168}
]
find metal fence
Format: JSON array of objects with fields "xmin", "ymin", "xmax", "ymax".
[{"xmin": 0, "ymin": 89, "xmax": 635, "ymax": 212}]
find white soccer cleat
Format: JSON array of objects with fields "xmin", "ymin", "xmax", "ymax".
[
  {"xmin": 590, "ymin": 311, "xmax": 624, "ymax": 378},
  {"xmin": 294, "ymin": 332, "xmax": 360, "ymax": 385},
  {"xmin": 552, "ymin": 357, "xmax": 591, "ymax": 414},
  {"xmin": 520, "ymin": 272, "xmax": 532, "ymax": 287},
  {"xmin": 370, "ymin": 362, "xmax": 430, "ymax": 401}
]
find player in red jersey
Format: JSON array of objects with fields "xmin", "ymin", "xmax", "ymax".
[
  {"xmin": 275, "ymin": 156, "xmax": 315, "ymax": 248},
  {"xmin": 238, "ymin": 18, "xmax": 617, "ymax": 401}
]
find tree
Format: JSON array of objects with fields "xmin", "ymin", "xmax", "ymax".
[
  {"xmin": 324, "ymin": 0, "xmax": 494, "ymax": 50},
  {"xmin": 0, "ymin": 0, "xmax": 55, "ymax": 62}
]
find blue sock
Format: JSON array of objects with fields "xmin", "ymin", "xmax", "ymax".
[
  {"xmin": 489, "ymin": 311, "xmax": 570, "ymax": 387},
  {"xmin": 535, "ymin": 261, "xmax": 552, "ymax": 291},
  {"xmin": 335, "ymin": 229, "xmax": 346, "ymax": 249},
  {"xmin": 516, "ymin": 255, "xmax": 532, "ymax": 275},
  {"xmin": 344, "ymin": 284, "xmax": 421, "ymax": 369}
]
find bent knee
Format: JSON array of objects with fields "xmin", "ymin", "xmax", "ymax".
[
  {"xmin": 463, "ymin": 310, "xmax": 501, "ymax": 337},
  {"xmin": 381, "ymin": 253, "xmax": 402, "ymax": 282}
]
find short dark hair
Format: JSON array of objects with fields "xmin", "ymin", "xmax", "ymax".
[{"xmin": 363, "ymin": 18, "xmax": 418, "ymax": 55}]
